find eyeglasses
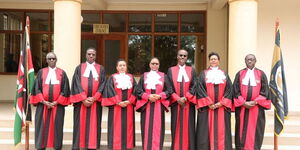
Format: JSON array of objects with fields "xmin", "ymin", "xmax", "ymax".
[
  {"xmin": 47, "ymin": 58, "xmax": 56, "ymax": 61},
  {"xmin": 151, "ymin": 63, "xmax": 159, "ymax": 65},
  {"xmin": 178, "ymin": 54, "xmax": 187, "ymax": 57}
]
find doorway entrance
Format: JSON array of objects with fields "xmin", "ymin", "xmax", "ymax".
[{"xmin": 81, "ymin": 34, "xmax": 126, "ymax": 75}]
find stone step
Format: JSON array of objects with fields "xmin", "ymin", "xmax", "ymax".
[
  {"xmin": 0, "ymin": 127, "xmax": 173, "ymax": 143},
  {"xmin": 2, "ymin": 140, "xmax": 300, "ymax": 150},
  {"xmin": 1, "ymin": 127, "xmax": 300, "ymax": 147},
  {"xmin": 2, "ymin": 117, "xmax": 299, "ymax": 136},
  {"xmin": 2, "ymin": 102, "xmax": 300, "ymax": 149}
]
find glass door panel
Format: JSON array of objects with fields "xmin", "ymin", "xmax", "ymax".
[{"xmin": 104, "ymin": 40, "xmax": 120, "ymax": 74}]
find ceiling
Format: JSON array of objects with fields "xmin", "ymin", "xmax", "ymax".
[{"xmin": 0, "ymin": 0, "xmax": 227, "ymax": 10}]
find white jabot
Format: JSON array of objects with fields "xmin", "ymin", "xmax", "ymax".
[
  {"xmin": 242, "ymin": 68, "xmax": 257, "ymax": 86},
  {"xmin": 177, "ymin": 65, "xmax": 190, "ymax": 82},
  {"xmin": 206, "ymin": 67, "xmax": 226, "ymax": 84},
  {"xmin": 45, "ymin": 67, "xmax": 59, "ymax": 85},
  {"xmin": 114, "ymin": 73, "xmax": 132, "ymax": 90},
  {"xmin": 83, "ymin": 62, "xmax": 99, "ymax": 80},
  {"xmin": 145, "ymin": 70, "xmax": 162, "ymax": 89}
]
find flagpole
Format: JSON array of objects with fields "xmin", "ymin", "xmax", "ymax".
[
  {"xmin": 274, "ymin": 134, "xmax": 278, "ymax": 150},
  {"xmin": 274, "ymin": 110, "xmax": 278, "ymax": 150},
  {"xmin": 25, "ymin": 122, "xmax": 29, "ymax": 150},
  {"xmin": 24, "ymin": 17, "xmax": 30, "ymax": 150}
]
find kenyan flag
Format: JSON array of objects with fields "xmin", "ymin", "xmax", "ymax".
[{"xmin": 14, "ymin": 16, "xmax": 34, "ymax": 146}]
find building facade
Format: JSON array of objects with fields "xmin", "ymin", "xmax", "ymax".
[{"xmin": 0, "ymin": 0, "xmax": 299, "ymax": 111}]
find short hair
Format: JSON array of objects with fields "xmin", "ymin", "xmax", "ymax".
[
  {"xmin": 245, "ymin": 54, "xmax": 256, "ymax": 60},
  {"xmin": 177, "ymin": 49, "xmax": 188, "ymax": 55},
  {"xmin": 208, "ymin": 52, "xmax": 220, "ymax": 60},
  {"xmin": 116, "ymin": 58, "xmax": 127, "ymax": 67},
  {"xmin": 46, "ymin": 52, "xmax": 56, "ymax": 59},
  {"xmin": 86, "ymin": 47, "xmax": 96, "ymax": 52}
]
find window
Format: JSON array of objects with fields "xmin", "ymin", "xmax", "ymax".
[
  {"xmin": 154, "ymin": 35, "xmax": 178, "ymax": 73},
  {"xmin": 0, "ymin": 12, "xmax": 23, "ymax": 31},
  {"xmin": 128, "ymin": 35, "xmax": 152, "ymax": 75},
  {"xmin": 155, "ymin": 13, "xmax": 178, "ymax": 32},
  {"xmin": 30, "ymin": 34, "xmax": 49, "ymax": 71},
  {"xmin": 128, "ymin": 14, "xmax": 152, "ymax": 32},
  {"xmin": 26, "ymin": 12, "xmax": 49, "ymax": 31},
  {"xmin": 181, "ymin": 35, "xmax": 206, "ymax": 72},
  {"xmin": 103, "ymin": 13, "xmax": 126, "ymax": 32},
  {"xmin": 1, "ymin": 10, "xmax": 206, "ymax": 75},
  {"xmin": 0, "ymin": 10, "xmax": 53, "ymax": 73},
  {"xmin": 181, "ymin": 13, "xmax": 205, "ymax": 32},
  {"xmin": 0, "ymin": 33, "xmax": 21, "ymax": 72},
  {"xmin": 81, "ymin": 13, "xmax": 100, "ymax": 32}
]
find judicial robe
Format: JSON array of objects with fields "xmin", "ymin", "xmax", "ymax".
[
  {"xmin": 233, "ymin": 68, "xmax": 271, "ymax": 150},
  {"xmin": 135, "ymin": 71, "xmax": 172, "ymax": 150},
  {"xmin": 196, "ymin": 68, "xmax": 233, "ymax": 150},
  {"xmin": 102, "ymin": 73, "xmax": 137, "ymax": 150},
  {"xmin": 70, "ymin": 63, "xmax": 106, "ymax": 149},
  {"xmin": 30, "ymin": 67, "xmax": 70, "ymax": 149},
  {"xmin": 167, "ymin": 65, "xmax": 197, "ymax": 150}
]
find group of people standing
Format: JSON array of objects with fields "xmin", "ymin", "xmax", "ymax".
[{"xmin": 30, "ymin": 47, "xmax": 271, "ymax": 150}]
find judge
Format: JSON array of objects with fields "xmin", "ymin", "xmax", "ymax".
[
  {"xmin": 102, "ymin": 59, "xmax": 137, "ymax": 150},
  {"xmin": 30, "ymin": 52, "xmax": 70, "ymax": 150},
  {"xmin": 233, "ymin": 54, "xmax": 271, "ymax": 150},
  {"xmin": 167, "ymin": 49, "xmax": 197, "ymax": 150},
  {"xmin": 70, "ymin": 47, "xmax": 106, "ymax": 150},
  {"xmin": 135, "ymin": 57, "xmax": 172, "ymax": 150},
  {"xmin": 196, "ymin": 52, "xmax": 233, "ymax": 150}
]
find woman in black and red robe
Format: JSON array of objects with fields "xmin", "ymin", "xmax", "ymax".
[
  {"xmin": 30, "ymin": 52, "xmax": 70, "ymax": 150},
  {"xmin": 196, "ymin": 52, "xmax": 233, "ymax": 150},
  {"xmin": 135, "ymin": 57, "xmax": 172, "ymax": 150},
  {"xmin": 102, "ymin": 59, "xmax": 137, "ymax": 150}
]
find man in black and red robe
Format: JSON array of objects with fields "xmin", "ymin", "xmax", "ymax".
[
  {"xmin": 30, "ymin": 52, "xmax": 70, "ymax": 150},
  {"xmin": 167, "ymin": 49, "xmax": 197, "ymax": 150},
  {"xmin": 233, "ymin": 54, "xmax": 271, "ymax": 150},
  {"xmin": 71, "ymin": 48, "xmax": 106, "ymax": 150},
  {"xmin": 135, "ymin": 57, "xmax": 173, "ymax": 150}
]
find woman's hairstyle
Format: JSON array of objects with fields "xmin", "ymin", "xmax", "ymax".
[
  {"xmin": 116, "ymin": 58, "xmax": 127, "ymax": 66},
  {"xmin": 149, "ymin": 57, "xmax": 160, "ymax": 63},
  {"xmin": 208, "ymin": 52, "xmax": 220, "ymax": 60}
]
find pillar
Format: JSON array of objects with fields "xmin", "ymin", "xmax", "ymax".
[
  {"xmin": 228, "ymin": 0, "xmax": 257, "ymax": 78},
  {"xmin": 53, "ymin": 0, "xmax": 82, "ymax": 79}
]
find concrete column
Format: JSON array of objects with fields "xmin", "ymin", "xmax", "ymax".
[
  {"xmin": 53, "ymin": 0, "xmax": 81, "ymax": 79},
  {"xmin": 228, "ymin": 0, "xmax": 257, "ymax": 78}
]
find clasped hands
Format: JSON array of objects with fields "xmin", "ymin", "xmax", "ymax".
[
  {"xmin": 42, "ymin": 100, "xmax": 58, "ymax": 109},
  {"xmin": 117, "ymin": 100, "xmax": 131, "ymax": 107},
  {"xmin": 243, "ymin": 101, "xmax": 257, "ymax": 109},
  {"xmin": 82, "ymin": 97, "xmax": 96, "ymax": 107},
  {"xmin": 177, "ymin": 97, "xmax": 187, "ymax": 106},
  {"xmin": 148, "ymin": 94, "xmax": 161, "ymax": 103},
  {"xmin": 208, "ymin": 102, "xmax": 223, "ymax": 110}
]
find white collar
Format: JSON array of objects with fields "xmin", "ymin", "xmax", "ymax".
[
  {"xmin": 45, "ymin": 67, "xmax": 59, "ymax": 84},
  {"xmin": 242, "ymin": 68, "xmax": 257, "ymax": 86},
  {"xmin": 177, "ymin": 65, "xmax": 190, "ymax": 82},
  {"xmin": 114, "ymin": 73, "xmax": 132, "ymax": 90},
  {"xmin": 145, "ymin": 70, "xmax": 162, "ymax": 89},
  {"xmin": 83, "ymin": 62, "xmax": 99, "ymax": 80},
  {"xmin": 206, "ymin": 67, "xmax": 226, "ymax": 84}
]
